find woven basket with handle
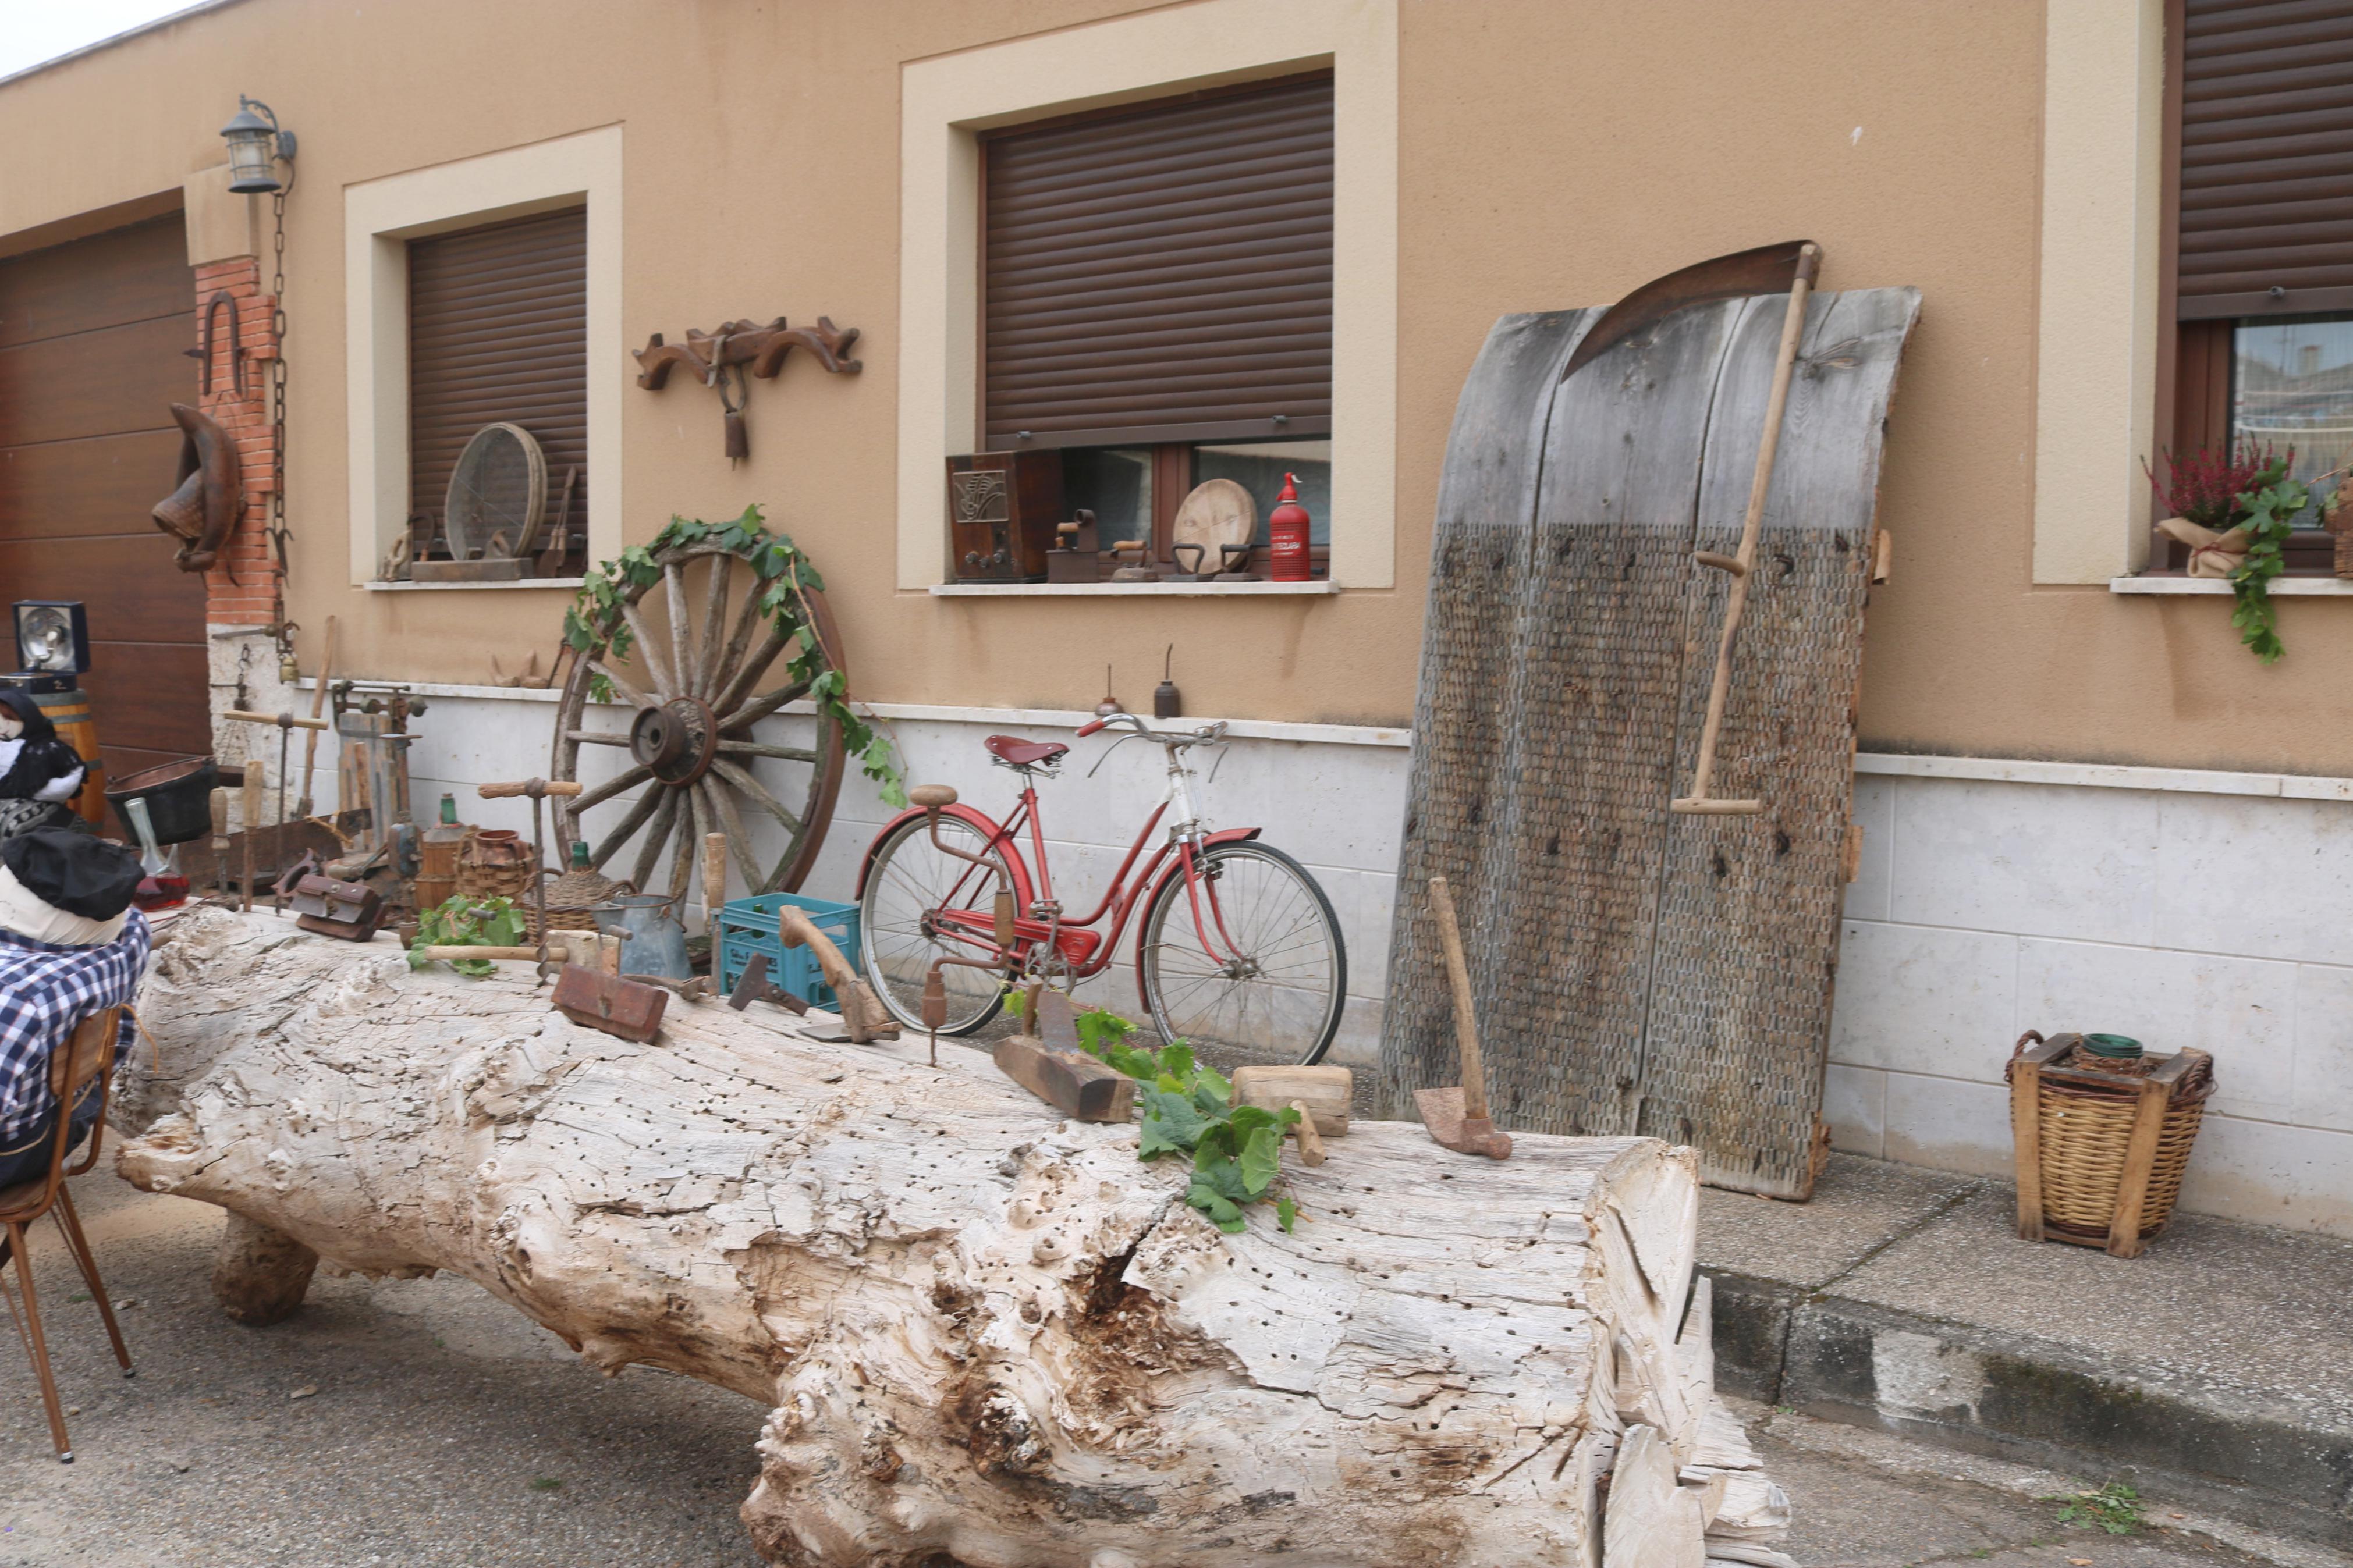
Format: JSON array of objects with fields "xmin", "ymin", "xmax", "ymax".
[{"xmin": 2006, "ymin": 1031, "xmax": 2214, "ymax": 1257}]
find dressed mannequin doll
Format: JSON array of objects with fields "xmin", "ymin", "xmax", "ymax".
[{"xmin": 0, "ymin": 690, "xmax": 89, "ymax": 841}]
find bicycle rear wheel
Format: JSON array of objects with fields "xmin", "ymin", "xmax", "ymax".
[
  {"xmin": 1140, "ymin": 841, "xmax": 1346, "ymax": 1067},
  {"xmin": 859, "ymin": 815, "xmax": 1010, "ymax": 1036}
]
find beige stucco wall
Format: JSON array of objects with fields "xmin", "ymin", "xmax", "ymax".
[{"xmin": 3, "ymin": 0, "xmax": 2350, "ymax": 774}]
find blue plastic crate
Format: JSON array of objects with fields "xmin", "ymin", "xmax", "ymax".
[{"xmin": 716, "ymin": 892, "xmax": 861, "ymax": 1011}]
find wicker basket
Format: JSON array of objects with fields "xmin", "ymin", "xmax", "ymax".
[
  {"xmin": 523, "ymin": 867, "xmax": 631, "ymax": 941},
  {"xmin": 455, "ymin": 829, "xmax": 537, "ymax": 900},
  {"xmin": 2006, "ymin": 1031, "xmax": 2214, "ymax": 1257}
]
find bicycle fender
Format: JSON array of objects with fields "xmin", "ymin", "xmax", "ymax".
[
  {"xmin": 1131, "ymin": 828, "xmax": 1264, "ymax": 1009},
  {"xmin": 857, "ymin": 805, "xmax": 1037, "ymax": 910}
]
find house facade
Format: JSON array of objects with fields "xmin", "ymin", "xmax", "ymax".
[{"xmin": 3, "ymin": 0, "xmax": 2350, "ymax": 1231}]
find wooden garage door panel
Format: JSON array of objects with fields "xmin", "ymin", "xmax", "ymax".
[
  {"xmin": 0, "ymin": 535, "xmax": 204, "ymax": 645},
  {"xmin": 0, "ymin": 429, "xmax": 186, "ymax": 539},
  {"xmin": 0, "ymin": 216, "xmax": 190, "ymax": 350},
  {"xmin": 81, "ymin": 644, "xmax": 212, "ymax": 760},
  {"xmin": 0, "ymin": 315, "xmax": 193, "ymax": 447}
]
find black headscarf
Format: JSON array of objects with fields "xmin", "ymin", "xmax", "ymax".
[{"xmin": 0, "ymin": 689, "xmax": 54, "ymax": 744}]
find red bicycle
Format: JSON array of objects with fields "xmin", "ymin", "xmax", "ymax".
[{"xmin": 857, "ymin": 713, "xmax": 1348, "ymax": 1065}]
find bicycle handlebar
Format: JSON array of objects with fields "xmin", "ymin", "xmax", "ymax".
[{"xmin": 1075, "ymin": 712, "xmax": 1227, "ymax": 747}]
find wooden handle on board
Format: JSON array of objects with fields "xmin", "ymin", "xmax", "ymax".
[
  {"xmin": 1428, "ymin": 876, "xmax": 1489, "ymax": 1123},
  {"xmin": 414, "ymin": 945, "xmax": 577, "ymax": 962},
  {"xmin": 242, "ymin": 768, "xmax": 267, "ymax": 826},
  {"xmin": 223, "ymin": 709, "xmax": 328, "ymax": 731},
  {"xmin": 477, "ymin": 780, "xmax": 585, "ymax": 799},
  {"xmin": 298, "ymin": 615, "xmax": 337, "ymax": 813},
  {"xmin": 209, "ymin": 787, "xmax": 229, "ymax": 847}
]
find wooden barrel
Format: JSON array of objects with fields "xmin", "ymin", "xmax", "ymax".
[{"xmin": 30, "ymin": 688, "xmax": 105, "ymax": 827}]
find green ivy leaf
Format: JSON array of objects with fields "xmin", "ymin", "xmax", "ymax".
[
  {"xmin": 1237, "ymin": 1123, "xmax": 1283, "ymax": 1197},
  {"xmin": 1276, "ymin": 1194, "xmax": 1299, "ymax": 1233},
  {"xmin": 1156, "ymin": 1041, "xmax": 1197, "ymax": 1082},
  {"xmin": 1186, "ymin": 1181, "xmax": 1246, "ymax": 1233}
]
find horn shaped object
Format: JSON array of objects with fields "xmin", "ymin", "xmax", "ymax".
[{"xmin": 152, "ymin": 402, "xmax": 242, "ymax": 573}]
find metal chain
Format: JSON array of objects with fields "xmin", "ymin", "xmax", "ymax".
[{"xmin": 268, "ymin": 189, "xmax": 294, "ymax": 662}]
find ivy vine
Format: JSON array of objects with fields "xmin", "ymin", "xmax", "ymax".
[
  {"xmin": 562, "ymin": 506, "xmax": 907, "ymax": 808},
  {"xmin": 2224, "ymin": 457, "xmax": 2312, "ymax": 665}
]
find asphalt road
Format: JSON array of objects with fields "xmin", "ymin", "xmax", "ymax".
[{"xmin": 0, "ymin": 1171, "xmax": 2333, "ymax": 1568}]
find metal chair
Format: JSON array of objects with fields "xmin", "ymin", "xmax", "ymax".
[{"xmin": 0, "ymin": 1005, "xmax": 133, "ymax": 1462}]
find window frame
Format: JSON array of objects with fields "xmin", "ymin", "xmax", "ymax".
[
  {"xmin": 342, "ymin": 126, "xmax": 622, "ymax": 588},
  {"xmin": 2150, "ymin": 0, "xmax": 2344, "ymax": 575}
]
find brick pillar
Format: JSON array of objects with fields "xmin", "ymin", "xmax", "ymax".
[{"xmin": 192, "ymin": 255, "xmax": 281, "ymax": 628}]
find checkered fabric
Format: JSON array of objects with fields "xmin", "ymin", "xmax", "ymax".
[{"xmin": 0, "ymin": 912, "xmax": 151, "ymax": 1144}]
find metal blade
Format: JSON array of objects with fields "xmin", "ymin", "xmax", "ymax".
[{"xmin": 1560, "ymin": 240, "xmax": 1816, "ymax": 382}]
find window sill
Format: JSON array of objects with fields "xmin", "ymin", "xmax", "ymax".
[
  {"xmin": 365, "ymin": 577, "xmax": 586, "ymax": 592},
  {"xmin": 927, "ymin": 580, "xmax": 1341, "ymax": 598},
  {"xmin": 2110, "ymin": 575, "xmax": 2353, "ymax": 596}
]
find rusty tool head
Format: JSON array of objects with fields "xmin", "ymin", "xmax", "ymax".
[
  {"xmin": 1560, "ymin": 240, "xmax": 1819, "ymax": 383},
  {"xmin": 1412, "ymin": 1087, "xmax": 1514, "ymax": 1160}
]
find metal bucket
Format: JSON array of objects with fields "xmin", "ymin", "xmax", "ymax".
[{"xmin": 588, "ymin": 893, "xmax": 692, "ymax": 980}]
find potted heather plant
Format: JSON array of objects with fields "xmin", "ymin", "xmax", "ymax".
[{"xmin": 2148, "ymin": 441, "xmax": 2312, "ymax": 663}]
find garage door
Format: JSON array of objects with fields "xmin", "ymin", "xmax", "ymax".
[{"xmin": 0, "ymin": 214, "xmax": 208, "ymax": 788}]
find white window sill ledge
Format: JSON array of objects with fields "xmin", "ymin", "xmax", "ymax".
[
  {"xmin": 365, "ymin": 578, "xmax": 585, "ymax": 592},
  {"xmin": 927, "ymin": 581, "xmax": 1341, "ymax": 598},
  {"xmin": 2110, "ymin": 575, "xmax": 2353, "ymax": 596}
]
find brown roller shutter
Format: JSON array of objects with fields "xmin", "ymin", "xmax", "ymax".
[
  {"xmin": 408, "ymin": 207, "xmax": 587, "ymax": 548},
  {"xmin": 982, "ymin": 74, "xmax": 1333, "ymax": 450},
  {"xmin": 2178, "ymin": 0, "xmax": 2353, "ymax": 319}
]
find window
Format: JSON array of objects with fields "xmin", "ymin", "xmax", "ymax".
[
  {"xmin": 981, "ymin": 74, "xmax": 1334, "ymax": 577},
  {"xmin": 2160, "ymin": 0, "xmax": 2353, "ymax": 568},
  {"xmin": 404, "ymin": 207, "xmax": 589, "ymax": 576}
]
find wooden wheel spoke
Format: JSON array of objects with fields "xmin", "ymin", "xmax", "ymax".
[
  {"xmin": 715, "ymin": 738, "xmax": 820, "ymax": 763},
  {"xmin": 589, "ymin": 660, "xmax": 656, "ymax": 712},
  {"xmin": 620, "ymin": 601, "xmax": 679, "ymax": 699},
  {"xmin": 704, "ymin": 580, "xmax": 768, "ymax": 703},
  {"xmin": 713, "ymin": 618, "xmax": 794, "ymax": 719},
  {"xmin": 700, "ymin": 781, "xmax": 767, "ymax": 893},
  {"xmin": 693, "ymin": 555, "xmax": 733, "ymax": 697},
  {"xmin": 664, "ymin": 563, "xmax": 694, "ymax": 705},
  {"xmin": 719, "ymin": 679, "xmax": 814, "ymax": 734},
  {"xmin": 630, "ymin": 787, "xmax": 683, "ymax": 893},
  {"xmin": 566, "ymin": 728, "xmax": 630, "ymax": 746},
  {"xmin": 569, "ymin": 762, "xmax": 654, "ymax": 817},
  {"xmin": 587, "ymin": 787, "xmax": 665, "ymax": 873},
  {"xmin": 710, "ymin": 757, "xmax": 803, "ymax": 837}
]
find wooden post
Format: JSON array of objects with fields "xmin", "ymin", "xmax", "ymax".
[
  {"xmin": 703, "ymin": 833, "xmax": 728, "ymax": 937},
  {"xmin": 240, "ymin": 767, "xmax": 266, "ymax": 915},
  {"xmin": 2008, "ymin": 1031, "xmax": 2052, "ymax": 1243}
]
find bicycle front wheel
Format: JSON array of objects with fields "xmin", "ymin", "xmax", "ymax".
[
  {"xmin": 859, "ymin": 814, "xmax": 1010, "ymax": 1036},
  {"xmin": 1140, "ymin": 841, "xmax": 1347, "ymax": 1067}
]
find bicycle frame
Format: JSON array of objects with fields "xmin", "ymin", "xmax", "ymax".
[{"xmin": 857, "ymin": 735, "xmax": 1262, "ymax": 995}]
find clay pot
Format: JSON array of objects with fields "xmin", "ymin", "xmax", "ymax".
[{"xmin": 455, "ymin": 829, "xmax": 537, "ymax": 899}]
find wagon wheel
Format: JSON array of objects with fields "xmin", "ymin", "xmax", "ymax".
[{"xmin": 551, "ymin": 538, "xmax": 847, "ymax": 916}]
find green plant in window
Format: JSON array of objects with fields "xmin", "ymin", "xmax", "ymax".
[
  {"xmin": 2225, "ymin": 456, "xmax": 2311, "ymax": 664},
  {"xmin": 1072, "ymin": 1005, "xmax": 1301, "ymax": 1233},
  {"xmin": 561, "ymin": 506, "xmax": 906, "ymax": 807}
]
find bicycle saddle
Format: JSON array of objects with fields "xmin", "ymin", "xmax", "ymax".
[{"xmin": 984, "ymin": 735, "xmax": 1069, "ymax": 768}]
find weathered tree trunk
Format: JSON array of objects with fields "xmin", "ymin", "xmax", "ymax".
[{"xmin": 118, "ymin": 909, "xmax": 1790, "ymax": 1567}]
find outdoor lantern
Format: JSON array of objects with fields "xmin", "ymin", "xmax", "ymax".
[
  {"xmin": 220, "ymin": 97, "xmax": 295, "ymax": 194},
  {"xmin": 12, "ymin": 602, "xmax": 88, "ymax": 678}
]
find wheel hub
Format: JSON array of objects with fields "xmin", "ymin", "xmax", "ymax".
[{"xmin": 630, "ymin": 696, "xmax": 720, "ymax": 785}]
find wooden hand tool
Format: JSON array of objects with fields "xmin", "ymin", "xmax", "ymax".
[
  {"xmin": 780, "ymin": 905, "xmax": 897, "ymax": 1043},
  {"xmin": 703, "ymin": 832, "xmax": 727, "ymax": 937},
  {"xmin": 296, "ymin": 616, "xmax": 336, "ymax": 817},
  {"xmin": 477, "ymin": 778, "xmax": 583, "ymax": 984},
  {"xmin": 1414, "ymin": 876, "xmax": 1511, "ymax": 1158},
  {"xmin": 1670, "ymin": 243, "xmax": 1822, "ymax": 816},
  {"xmin": 550, "ymin": 964, "xmax": 667, "ymax": 1043},
  {"xmin": 726, "ymin": 951, "xmax": 809, "ymax": 1015},
  {"xmin": 240, "ymin": 768, "xmax": 265, "ymax": 913},
  {"xmin": 209, "ymin": 787, "xmax": 230, "ymax": 899},
  {"xmin": 1231, "ymin": 1064, "xmax": 1352, "ymax": 1139}
]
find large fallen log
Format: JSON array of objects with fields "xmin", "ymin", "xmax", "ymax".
[{"xmin": 117, "ymin": 908, "xmax": 1790, "ymax": 1567}]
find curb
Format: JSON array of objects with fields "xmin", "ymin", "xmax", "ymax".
[{"xmin": 1706, "ymin": 1267, "xmax": 2353, "ymax": 1549}]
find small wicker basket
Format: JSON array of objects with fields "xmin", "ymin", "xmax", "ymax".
[
  {"xmin": 526, "ymin": 866, "xmax": 632, "ymax": 941},
  {"xmin": 2006, "ymin": 1031, "xmax": 2214, "ymax": 1257},
  {"xmin": 455, "ymin": 829, "xmax": 537, "ymax": 901}
]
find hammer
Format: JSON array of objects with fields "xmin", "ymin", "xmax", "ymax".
[{"xmin": 1412, "ymin": 876, "xmax": 1511, "ymax": 1159}]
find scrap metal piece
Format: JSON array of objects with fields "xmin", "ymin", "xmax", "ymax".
[{"xmin": 1559, "ymin": 240, "xmax": 1815, "ymax": 383}]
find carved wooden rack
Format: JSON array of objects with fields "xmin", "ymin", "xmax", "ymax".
[{"xmin": 631, "ymin": 317, "xmax": 861, "ymax": 461}]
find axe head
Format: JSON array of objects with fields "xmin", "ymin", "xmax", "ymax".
[{"xmin": 1413, "ymin": 1086, "xmax": 1513, "ymax": 1160}]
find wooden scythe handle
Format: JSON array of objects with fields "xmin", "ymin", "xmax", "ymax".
[
  {"xmin": 1428, "ymin": 876, "xmax": 1489, "ymax": 1122},
  {"xmin": 1672, "ymin": 243, "xmax": 1822, "ymax": 817}
]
